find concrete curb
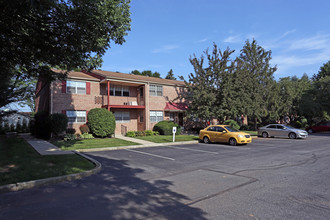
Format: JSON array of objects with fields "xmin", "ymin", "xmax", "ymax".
[
  {"xmin": 0, "ymin": 152, "xmax": 102, "ymax": 193},
  {"xmin": 76, "ymin": 140, "xmax": 199, "ymax": 152}
]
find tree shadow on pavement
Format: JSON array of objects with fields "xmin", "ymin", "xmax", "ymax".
[{"xmin": 0, "ymin": 155, "xmax": 207, "ymax": 220}]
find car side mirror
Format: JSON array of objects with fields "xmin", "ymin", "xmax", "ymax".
[{"xmin": 222, "ymin": 130, "xmax": 227, "ymax": 133}]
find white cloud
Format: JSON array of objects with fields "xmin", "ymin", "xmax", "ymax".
[
  {"xmin": 196, "ymin": 38, "xmax": 208, "ymax": 43},
  {"xmin": 288, "ymin": 34, "xmax": 330, "ymax": 51},
  {"xmin": 223, "ymin": 35, "xmax": 242, "ymax": 43},
  {"xmin": 152, "ymin": 44, "xmax": 179, "ymax": 53}
]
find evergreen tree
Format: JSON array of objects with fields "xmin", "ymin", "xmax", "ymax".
[
  {"xmin": 185, "ymin": 43, "xmax": 235, "ymax": 122},
  {"xmin": 235, "ymin": 39, "xmax": 277, "ymax": 129},
  {"xmin": 165, "ymin": 69, "xmax": 177, "ymax": 80},
  {"xmin": 130, "ymin": 70, "xmax": 161, "ymax": 78},
  {"xmin": 312, "ymin": 60, "xmax": 330, "ymax": 81}
]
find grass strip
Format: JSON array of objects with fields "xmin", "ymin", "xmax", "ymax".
[
  {"xmin": 0, "ymin": 136, "xmax": 95, "ymax": 186},
  {"xmin": 133, "ymin": 135, "xmax": 199, "ymax": 143},
  {"xmin": 52, "ymin": 138, "xmax": 140, "ymax": 151}
]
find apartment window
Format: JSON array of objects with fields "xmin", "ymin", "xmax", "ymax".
[
  {"xmin": 66, "ymin": 110, "xmax": 86, "ymax": 123},
  {"xmin": 150, "ymin": 111, "xmax": 163, "ymax": 122},
  {"xmin": 67, "ymin": 80, "xmax": 86, "ymax": 94},
  {"xmin": 170, "ymin": 112, "xmax": 175, "ymax": 121},
  {"xmin": 108, "ymin": 85, "xmax": 130, "ymax": 97},
  {"xmin": 149, "ymin": 85, "xmax": 163, "ymax": 96},
  {"xmin": 114, "ymin": 111, "xmax": 130, "ymax": 123}
]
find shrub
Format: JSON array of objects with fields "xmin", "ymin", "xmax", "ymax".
[
  {"xmin": 240, "ymin": 124, "xmax": 249, "ymax": 131},
  {"xmin": 153, "ymin": 120, "xmax": 181, "ymax": 135},
  {"xmin": 49, "ymin": 113, "xmax": 68, "ymax": 137},
  {"xmin": 10, "ymin": 123, "xmax": 15, "ymax": 132},
  {"xmin": 34, "ymin": 111, "xmax": 51, "ymax": 139},
  {"xmin": 64, "ymin": 133, "xmax": 76, "ymax": 141},
  {"xmin": 135, "ymin": 131, "xmax": 145, "ymax": 137},
  {"xmin": 87, "ymin": 108, "xmax": 116, "ymax": 137},
  {"xmin": 153, "ymin": 131, "xmax": 159, "ymax": 136},
  {"xmin": 145, "ymin": 130, "xmax": 153, "ymax": 136},
  {"xmin": 126, "ymin": 131, "xmax": 136, "ymax": 137},
  {"xmin": 3, "ymin": 120, "xmax": 10, "ymax": 132},
  {"xmin": 79, "ymin": 124, "xmax": 90, "ymax": 134},
  {"xmin": 224, "ymin": 119, "xmax": 240, "ymax": 130},
  {"xmin": 22, "ymin": 118, "xmax": 29, "ymax": 133},
  {"xmin": 16, "ymin": 121, "xmax": 22, "ymax": 133},
  {"xmin": 79, "ymin": 133, "xmax": 94, "ymax": 139},
  {"xmin": 66, "ymin": 128, "xmax": 76, "ymax": 134}
]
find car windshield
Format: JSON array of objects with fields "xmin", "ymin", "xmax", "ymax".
[{"xmin": 225, "ymin": 126, "xmax": 239, "ymax": 132}]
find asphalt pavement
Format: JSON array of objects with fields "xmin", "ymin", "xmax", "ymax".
[{"xmin": 1, "ymin": 133, "xmax": 330, "ymax": 219}]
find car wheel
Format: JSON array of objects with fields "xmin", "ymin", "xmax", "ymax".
[
  {"xmin": 203, "ymin": 136, "xmax": 210, "ymax": 144},
  {"xmin": 229, "ymin": 138, "xmax": 237, "ymax": 146},
  {"xmin": 262, "ymin": 132, "xmax": 268, "ymax": 138},
  {"xmin": 307, "ymin": 129, "xmax": 313, "ymax": 134},
  {"xmin": 289, "ymin": 132, "xmax": 297, "ymax": 139}
]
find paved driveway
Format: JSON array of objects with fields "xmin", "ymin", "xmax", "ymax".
[{"xmin": 1, "ymin": 134, "xmax": 330, "ymax": 219}]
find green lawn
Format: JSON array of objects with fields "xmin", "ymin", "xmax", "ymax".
[
  {"xmin": 0, "ymin": 136, "xmax": 95, "ymax": 186},
  {"xmin": 240, "ymin": 130, "xmax": 258, "ymax": 136},
  {"xmin": 52, "ymin": 138, "xmax": 140, "ymax": 151},
  {"xmin": 134, "ymin": 135, "xmax": 199, "ymax": 143}
]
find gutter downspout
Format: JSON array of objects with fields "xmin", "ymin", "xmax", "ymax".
[
  {"xmin": 50, "ymin": 81, "xmax": 53, "ymax": 114},
  {"xmin": 107, "ymin": 80, "xmax": 110, "ymax": 111}
]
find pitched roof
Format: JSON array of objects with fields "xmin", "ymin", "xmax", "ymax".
[
  {"xmin": 91, "ymin": 70, "xmax": 186, "ymax": 87},
  {"xmin": 52, "ymin": 69, "xmax": 101, "ymax": 81},
  {"xmin": 52, "ymin": 69, "xmax": 187, "ymax": 87}
]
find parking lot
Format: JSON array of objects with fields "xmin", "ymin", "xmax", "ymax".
[{"xmin": 1, "ymin": 134, "xmax": 330, "ymax": 220}]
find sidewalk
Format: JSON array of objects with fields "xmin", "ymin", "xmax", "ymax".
[
  {"xmin": 19, "ymin": 134, "xmax": 74, "ymax": 155},
  {"xmin": 115, "ymin": 134, "xmax": 161, "ymax": 146}
]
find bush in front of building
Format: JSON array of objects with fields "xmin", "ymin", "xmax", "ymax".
[
  {"xmin": 79, "ymin": 124, "xmax": 90, "ymax": 134},
  {"xmin": 49, "ymin": 113, "xmax": 68, "ymax": 137},
  {"xmin": 224, "ymin": 119, "xmax": 240, "ymax": 130},
  {"xmin": 87, "ymin": 108, "xmax": 116, "ymax": 138},
  {"xmin": 153, "ymin": 120, "xmax": 181, "ymax": 135}
]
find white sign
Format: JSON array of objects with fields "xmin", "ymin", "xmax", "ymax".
[
  {"xmin": 172, "ymin": 127, "xmax": 177, "ymax": 134},
  {"xmin": 172, "ymin": 127, "xmax": 177, "ymax": 142}
]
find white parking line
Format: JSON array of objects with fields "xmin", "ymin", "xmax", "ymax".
[
  {"xmin": 125, "ymin": 149, "xmax": 175, "ymax": 161},
  {"xmin": 165, "ymin": 146, "xmax": 219, "ymax": 154}
]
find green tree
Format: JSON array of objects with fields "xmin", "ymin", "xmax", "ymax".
[
  {"xmin": 313, "ymin": 61, "xmax": 330, "ymax": 81},
  {"xmin": 130, "ymin": 70, "xmax": 161, "ymax": 78},
  {"xmin": 0, "ymin": 0, "xmax": 131, "ymax": 108},
  {"xmin": 185, "ymin": 43, "xmax": 235, "ymax": 122},
  {"xmin": 299, "ymin": 76, "xmax": 330, "ymax": 122},
  {"xmin": 165, "ymin": 69, "xmax": 177, "ymax": 80},
  {"xmin": 235, "ymin": 39, "xmax": 277, "ymax": 129}
]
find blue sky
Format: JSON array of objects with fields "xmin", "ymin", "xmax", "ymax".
[{"xmin": 102, "ymin": 0, "xmax": 330, "ymax": 80}]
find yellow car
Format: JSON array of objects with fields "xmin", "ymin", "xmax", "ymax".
[{"xmin": 199, "ymin": 125, "xmax": 252, "ymax": 146}]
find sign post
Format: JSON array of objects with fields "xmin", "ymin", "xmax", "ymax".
[{"xmin": 172, "ymin": 127, "xmax": 177, "ymax": 142}]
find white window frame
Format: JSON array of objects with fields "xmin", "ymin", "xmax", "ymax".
[
  {"xmin": 66, "ymin": 110, "xmax": 86, "ymax": 123},
  {"xmin": 150, "ymin": 111, "xmax": 163, "ymax": 122},
  {"xmin": 149, "ymin": 84, "xmax": 163, "ymax": 96},
  {"xmin": 114, "ymin": 111, "xmax": 130, "ymax": 123},
  {"xmin": 66, "ymin": 80, "xmax": 86, "ymax": 94}
]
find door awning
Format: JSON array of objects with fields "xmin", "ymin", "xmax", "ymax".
[{"xmin": 164, "ymin": 102, "xmax": 188, "ymax": 112}]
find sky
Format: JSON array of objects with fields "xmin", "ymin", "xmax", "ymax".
[
  {"xmin": 101, "ymin": 0, "xmax": 330, "ymax": 80},
  {"xmin": 5, "ymin": 0, "xmax": 330, "ymax": 112}
]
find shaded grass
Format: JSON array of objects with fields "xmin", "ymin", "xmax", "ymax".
[
  {"xmin": 134, "ymin": 135, "xmax": 199, "ymax": 143},
  {"xmin": 0, "ymin": 136, "xmax": 95, "ymax": 186},
  {"xmin": 52, "ymin": 138, "xmax": 140, "ymax": 151}
]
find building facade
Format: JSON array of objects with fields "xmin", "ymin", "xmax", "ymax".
[{"xmin": 35, "ymin": 70, "xmax": 188, "ymax": 134}]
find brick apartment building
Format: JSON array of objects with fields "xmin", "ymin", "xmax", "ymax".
[{"xmin": 35, "ymin": 70, "xmax": 189, "ymax": 135}]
